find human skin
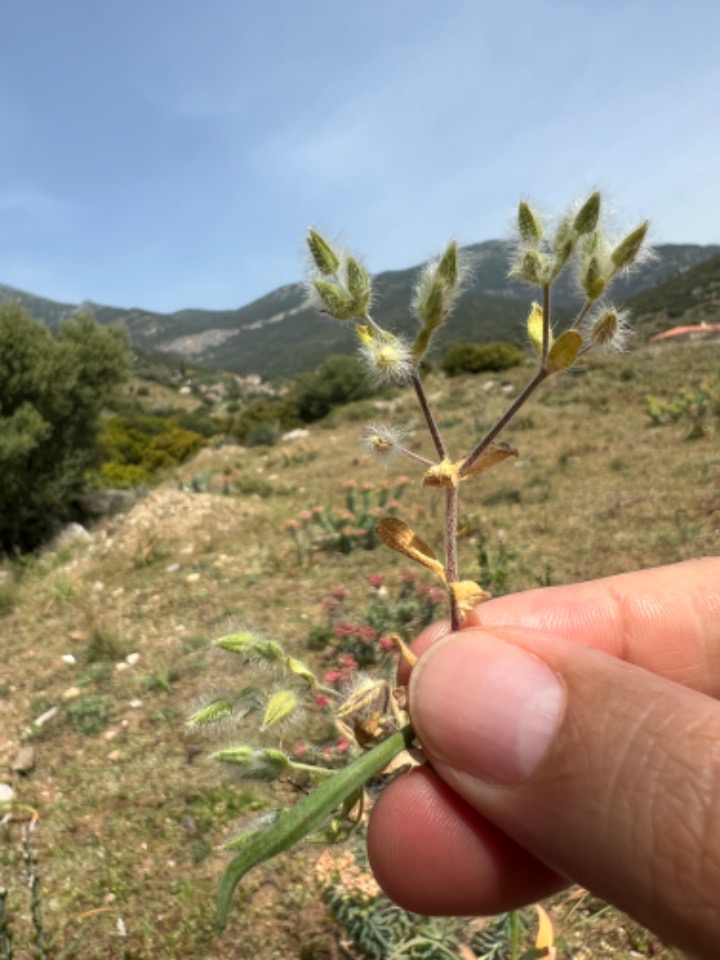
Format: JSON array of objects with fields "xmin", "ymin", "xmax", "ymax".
[{"xmin": 366, "ymin": 557, "xmax": 720, "ymax": 959}]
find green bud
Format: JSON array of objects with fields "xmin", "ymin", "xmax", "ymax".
[
  {"xmin": 212, "ymin": 745, "xmax": 254, "ymax": 765},
  {"xmin": 215, "ymin": 632, "xmax": 284, "ymax": 663},
  {"xmin": 545, "ymin": 329, "xmax": 584, "ymax": 373},
  {"xmin": 573, "ymin": 192, "xmax": 601, "ymax": 235},
  {"xmin": 511, "ymin": 249, "xmax": 548, "ymax": 285},
  {"xmin": 416, "ymin": 277, "xmax": 446, "ymax": 331},
  {"xmin": 550, "ymin": 216, "xmax": 575, "ymax": 277},
  {"xmin": 591, "ymin": 308, "xmax": 618, "ymax": 346},
  {"xmin": 611, "ymin": 221, "xmax": 649, "ymax": 270},
  {"xmin": 313, "ymin": 279, "xmax": 357, "ymax": 321},
  {"xmin": 436, "ymin": 240, "xmax": 459, "ymax": 288},
  {"xmin": 518, "ymin": 201, "xmax": 543, "ymax": 245},
  {"xmin": 187, "ymin": 697, "xmax": 233, "ymax": 728},
  {"xmin": 211, "ymin": 746, "xmax": 291, "ymax": 781},
  {"xmin": 345, "ymin": 256, "xmax": 371, "ymax": 317},
  {"xmin": 262, "ymin": 689, "xmax": 300, "ymax": 730},
  {"xmin": 307, "ymin": 229, "xmax": 341, "ymax": 276},
  {"xmin": 581, "ymin": 256, "xmax": 606, "ymax": 301},
  {"xmin": 286, "ymin": 656, "xmax": 317, "ymax": 688}
]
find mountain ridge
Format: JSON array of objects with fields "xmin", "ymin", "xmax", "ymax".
[{"xmin": 1, "ymin": 241, "xmax": 718, "ymax": 379}]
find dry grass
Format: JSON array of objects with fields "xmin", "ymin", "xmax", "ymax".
[{"xmin": 1, "ymin": 341, "xmax": 717, "ymax": 958}]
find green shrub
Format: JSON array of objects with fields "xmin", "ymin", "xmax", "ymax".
[
  {"xmin": 291, "ymin": 354, "xmax": 377, "ymax": 422},
  {"xmin": 441, "ymin": 340, "xmax": 524, "ymax": 376},
  {"xmin": 0, "ymin": 305, "xmax": 129, "ymax": 553},
  {"xmin": 232, "ymin": 398, "xmax": 301, "ymax": 443},
  {"xmin": 97, "ymin": 413, "xmax": 206, "ymax": 483}
]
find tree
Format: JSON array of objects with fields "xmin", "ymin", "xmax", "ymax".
[{"xmin": 0, "ymin": 304, "xmax": 130, "ymax": 552}]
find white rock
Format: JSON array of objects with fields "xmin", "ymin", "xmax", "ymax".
[
  {"xmin": 34, "ymin": 706, "xmax": 59, "ymax": 727},
  {"xmin": 0, "ymin": 783, "xmax": 16, "ymax": 802},
  {"xmin": 281, "ymin": 428, "xmax": 310, "ymax": 442},
  {"xmin": 61, "ymin": 654, "xmax": 76, "ymax": 665},
  {"xmin": 125, "ymin": 652, "xmax": 141, "ymax": 666},
  {"xmin": 128, "ymin": 699, "xmax": 142, "ymax": 709}
]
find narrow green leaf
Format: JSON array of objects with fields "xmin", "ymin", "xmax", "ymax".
[{"xmin": 217, "ymin": 723, "xmax": 415, "ymax": 929}]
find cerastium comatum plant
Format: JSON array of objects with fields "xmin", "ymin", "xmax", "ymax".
[{"xmin": 188, "ymin": 192, "xmax": 650, "ymax": 929}]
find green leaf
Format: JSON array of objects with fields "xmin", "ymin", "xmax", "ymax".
[
  {"xmin": 217, "ymin": 723, "xmax": 416, "ymax": 929},
  {"xmin": 545, "ymin": 329, "xmax": 583, "ymax": 373}
]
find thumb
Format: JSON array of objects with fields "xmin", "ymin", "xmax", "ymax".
[{"xmin": 409, "ymin": 626, "xmax": 720, "ymax": 958}]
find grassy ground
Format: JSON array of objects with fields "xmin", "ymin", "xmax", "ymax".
[{"xmin": 1, "ymin": 340, "xmax": 717, "ymax": 959}]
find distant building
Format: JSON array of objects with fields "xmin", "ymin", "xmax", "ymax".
[{"xmin": 649, "ymin": 321, "xmax": 720, "ymax": 344}]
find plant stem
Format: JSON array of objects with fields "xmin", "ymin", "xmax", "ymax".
[
  {"xmin": 542, "ymin": 283, "xmax": 551, "ymax": 364},
  {"xmin": 397, "ymin": 446, "xmax": 434, "ymax": 468},
  {"xmin": 460, "ymin": 368, "xmax": 549, "ymax": 477},
  {"xmin": 445, "ymin": 486, "xmax": 461, "ymax": 631},
  {"xmin": 411, "ymin": 370, "xmax": 447, "ymax": 461},
  {"xmin": 510, "ymin": 908, "xmax": 521, "ymax": 960}
]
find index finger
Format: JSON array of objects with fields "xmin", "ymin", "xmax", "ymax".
[{"xmin": 401, "ymin": 557, "xmax": 720, "ymax": 694}]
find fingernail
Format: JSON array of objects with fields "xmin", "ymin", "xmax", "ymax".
[{"xmin": 410, "ymin": 631, "xmax": 565, "ymax": 784}]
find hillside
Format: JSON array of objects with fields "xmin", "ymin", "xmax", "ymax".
[
  {"xmin": 625, "ymin": 251, "xmax": 720, "ymax": 337},
  {"xmin": 0, "ymin": 242, "xmax": 717, "ymax": 380},
  {"xmin": 1, "ymin": 339, "xmax": 717, "ymax": 958}
]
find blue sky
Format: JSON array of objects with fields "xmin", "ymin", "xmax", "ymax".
[{"xmin": 1, "ymin": 0, "xmax": 719, "ymax": 313}]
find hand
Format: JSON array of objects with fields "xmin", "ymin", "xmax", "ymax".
[{"xmin": 367, "ymin": 558, "xmax": 720, "ymax": 959}]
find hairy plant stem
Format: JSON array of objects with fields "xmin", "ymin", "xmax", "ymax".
[
  {"xmin": 460, "ymin": 368, "xmax": 549, "ymax": 478},
  {"xmin": 445, "ymin": 486, "xmax": 461, "ymax": 631},
  {"xmin": 411, "ymin": 370, "xmax": 447, "ymax": 461},
  {"xmin": 397, "ymin": 446, "xmax": 434, "ymax": 468},
  {"xmin": 410, "ymin": 369, "xmax": 461, "ymax": 628}
]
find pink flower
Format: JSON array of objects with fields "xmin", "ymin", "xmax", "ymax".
[
  {"xmin": 336, "ymin": 737, "xmax": 350, "ymax": 753},
  {"xmin": 299, "ymin": 510, "xmax": 313, "ymax": 522},
  {"xmin": 368, "ymin": 573, "xmax": 385, "ymax": 588},
  {"xmin": 338, "ymin": 653, "xmax": 359, "ymax": 672},
  {"xmin": 325, "ymin": 670, "xmax": 344, "ymax": 684},
  {"xmin": 379, "ymin": 634, "xmax": 397, "ymax": 652},
  {"xmin": 314, "ymin": 694, "xmax": 330, "ymax": 709},
  {"xmin": 283, "ymin": 519, "xmax": 300, "ymax": 531},
  {"xmin": 331, "ymin": 586, "xmax": 349, "ymax": 601},
  {"xmin": 360, "ymin": 481, "xmax": 374, "ymax": 491},
  {"xmin": 342, "ymin": 479, "xmax": 357, "ymax": 490},
  {"xmin": 293, "ymin": 742, "xmax": 308, "ymax": 756}
]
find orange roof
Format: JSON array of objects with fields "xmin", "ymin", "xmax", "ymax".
[{"xmin": 650, "ymin": 323, "xmax": 720, "ymax": 342}]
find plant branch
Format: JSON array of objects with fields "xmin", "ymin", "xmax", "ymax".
[
  {"xmin": 411, "ymin": 370, "xmax": 447, "ymax": 461},
  {"xmin": 460, "ymin": 368, "xmax": 549, "ymax": 477}
]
